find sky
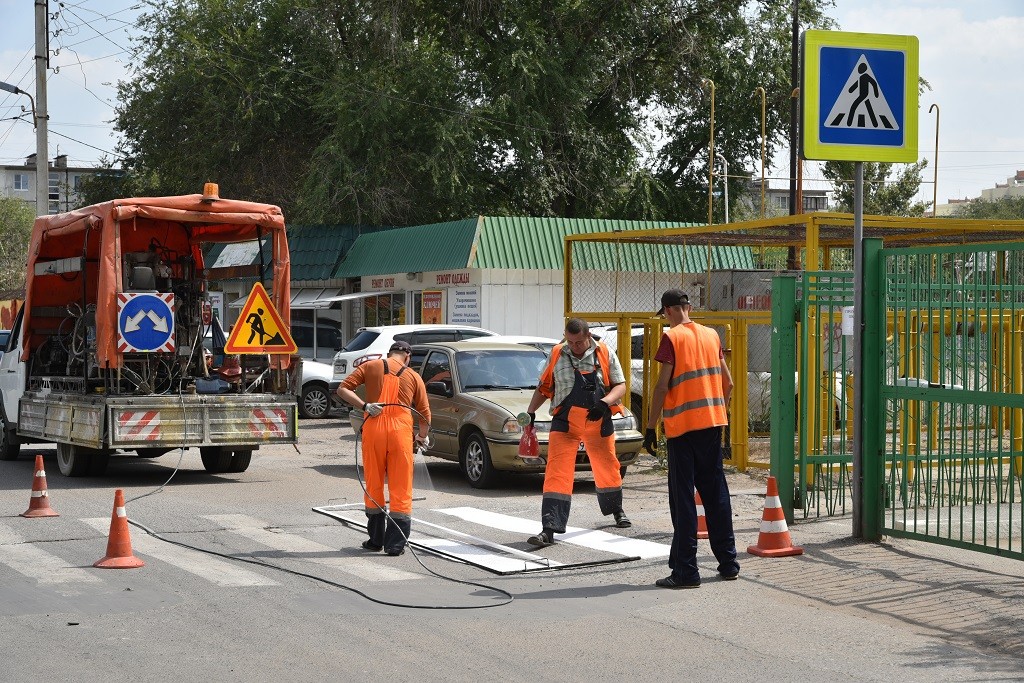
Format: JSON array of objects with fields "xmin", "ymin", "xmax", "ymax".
[{"xmin": 1, "ymin": 0, "xmax": 1022, "ymax": 210}]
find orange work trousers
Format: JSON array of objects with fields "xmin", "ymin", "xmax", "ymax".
[{"xmin": 545, "ymin": 405, "xmax": 622, "ymax": 497}]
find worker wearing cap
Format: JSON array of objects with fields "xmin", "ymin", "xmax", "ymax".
[
  {"xmin": 336, "ymin": 340, "xmax": 430, "ymax": 556},
  {"xmin": 523, "ymin": 317, "xmax": 631, "ymax": 548},
  {"xmin": 645, "ymin": 289, "xmax": 740, "ymax": 588}
]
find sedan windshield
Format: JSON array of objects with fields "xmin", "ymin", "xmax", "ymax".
[{"xmin": 456, "ymin": 349, "xmax": 546, "ymax": 390}]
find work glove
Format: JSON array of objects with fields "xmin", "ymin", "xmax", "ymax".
[
  {"xmin": 587, "ymin": 401, "xmax": 611, "ymax": 421},
  {"xmin": 363, "ymin": 402, "xmax": 384, "ymax": 417},
  {"xmin": 643, "ymin": 428, "xmax": 658, "ymax": 456}
]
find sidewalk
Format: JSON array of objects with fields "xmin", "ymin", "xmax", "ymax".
[{"xmin": 630, "ymin": 457, "xmax": 1024, "ymax": 666}]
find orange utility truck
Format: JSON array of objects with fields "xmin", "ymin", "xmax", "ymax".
[{"xmin": 0, "ymin": 187, "xmax": 299, "ymax": 476}]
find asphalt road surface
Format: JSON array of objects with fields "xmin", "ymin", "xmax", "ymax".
[{"xmin": 1, "ymin": 418, "xmax": 1021, "ymax": 682}]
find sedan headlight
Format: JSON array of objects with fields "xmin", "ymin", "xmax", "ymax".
[
  {"xmin": 501, "ymin": 418, "xmax": 522, "ymax": 435},
  {"xmin": 612, "ymin": 413, "xmax": 637, "ymax": 433}
]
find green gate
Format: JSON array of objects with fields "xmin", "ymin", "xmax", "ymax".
[
  {"xmin": 868, "ymin": 241, "xmax": 1024, "ymax": 559},
  {"xmin": 770, "ymin": 271, "xmax": 857, "ymax": 521}
]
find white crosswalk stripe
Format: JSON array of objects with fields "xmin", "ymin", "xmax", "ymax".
[
  {"xmin": 206, "ymin": 514, "xmax": 421, "ymax": 582},
  {"xmin": 0, "ymin": 522, "xmax": 101, "ymax": 585},
  {"xmin": 437, "ymin": 507, "xmax": 671, "ymax": 559},
  {"xmin": 80, "ymin": 518, "xmax": 278, "ymax": 587}
]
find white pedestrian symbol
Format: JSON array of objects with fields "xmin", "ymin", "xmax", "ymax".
[{"xmin": 824, "ymin": 54, "xmax": 899, "ymax": 131}]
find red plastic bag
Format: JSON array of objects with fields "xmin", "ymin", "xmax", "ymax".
[{"xmin": 518, "ymin": 424, "xmax": 539, "ymax": 459}]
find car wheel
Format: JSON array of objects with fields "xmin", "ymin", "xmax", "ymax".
[
  {"xmin": 228, "ymin": 449, "xmax": 253, "ymax": 473},
  {"xmin": 200, "ymin": 446, "xmax": 232, "ymax": 474},
  {"xmin": 300, "ymin": 382, "xmax": 330, "ymax": 419},
  {"xmin": 460, "ymin": 431, "xmax": 499, "ymax": 489},
  {"xmin": 0, "ymin": 419, "xmax": 19, "ymax": 461},
  {"xmin": 56, "ymin": 442, "xmax": 90, "ymax": 477}
]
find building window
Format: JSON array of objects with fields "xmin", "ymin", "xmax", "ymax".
[
  {"xmin": 73, "ymin": 174, "xmax": 82, "ymax": 191},
  {"xmin": 13, "ymin": 173, "xmax": 28, "ymax": 191},
  {"xmin": 803, "ymin": 195, "xmax": 828, "ymax": 211},
  {"xmin": 48, "ymin": 173, "xmax": 59, "ymax": 201},
  {"xmin": 772, "ymin": 195, "xmax": 790, "ymax": 211}
]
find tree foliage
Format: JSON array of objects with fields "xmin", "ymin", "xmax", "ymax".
[
  {"xmin": 953, "ymin": 195, "xmax": 1024, "ymax": 220},
  {"xmin": 0, "ymin": 197, "xmax": 34, "ymax": 293},
  {"xmin": 98, "ymin": 0, "xmax": 834, "ymax": 225},
  {"xmin": 822, "ymin": 160, "xmax": 929, "ymax": 217}
]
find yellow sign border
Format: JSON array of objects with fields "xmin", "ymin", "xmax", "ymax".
[
  {"xmin": 224, "ymin": 282, "xmax": 298, "ymax": 354},
  {"xmin": 802, "ymin": 30, "xmax": 919, "ymax": 162}
]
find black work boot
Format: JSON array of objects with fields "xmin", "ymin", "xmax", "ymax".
[
  {"xmin": 613, "ymin": 510, "xmax": 632, "ymax": 528},
  {"xmin": 362, "ymin": 512, "xmax": 385, "ymax": 551},
  {"xmin": 527, "ymin": 528, "xmax": 556, "ymax": 548},
  {"xmin": 384, "ymin": 515, "xmax": 411, "ymax": 556}
]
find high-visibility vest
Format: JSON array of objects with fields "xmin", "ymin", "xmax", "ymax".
[
  {"xmin": 662, "ymin": 322, "xmax": 728, "ymax": 437},
  {"xmin": 538, "ymin": 341, "xmax": 624, "ymax": 415}
]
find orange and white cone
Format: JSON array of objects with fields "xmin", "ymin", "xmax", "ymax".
[
  {"xmin": 695, "ymin": 490, "xmax": 709, "ymax": 540},
  {"xmin": 747, "ymin": 476, "xmax": 803, "ymax": 557},
  {"xmin": 94, "ymin": 489, "xmax": 144, "ymax": 569},
  {"xmin": 21, "ymin": 454, "xmax": 59, "ymax": 518}
]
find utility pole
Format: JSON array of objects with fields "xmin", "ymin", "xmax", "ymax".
[
  {"xmin": 35, "ymin": 0, "xmax": 49, "ymax": 217},
  {"xmin": 787, "ymin": 0, "xmax": 799, "ymax": 269}
]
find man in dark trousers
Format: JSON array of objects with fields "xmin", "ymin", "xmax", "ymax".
[
  {"xmin": 336, "ymin": 340, "xmax": 431, "ymax": 556},
  {"xmin": 644, "ymin": 290, "xmax": 740, "ymax": 588}
]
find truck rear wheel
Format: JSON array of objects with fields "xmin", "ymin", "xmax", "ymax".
[
  {"xmin": 0, "ymin": 422, "xmax": 20, "ymax": 461},
  {"xmin": 199, "ymin": 446, "xmax": 232, "ymax": 473},
  {"xmin": 228, "ymin": 449, "xmax": 253, "ymax": 473},
  {"xmin": 57, "ymin": 442, "xmax": 91, "ymax": 477}
]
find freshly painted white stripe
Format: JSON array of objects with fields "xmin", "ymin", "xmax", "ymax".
[
  {"xmin": 764, "ymin": 495, "xmax": 782, "ymax": 508},
  {"xmin": 414, "ymin": 537, "xmax": 557, "ymax": 573},
  {"xmin": 437, "ymin": 507, "xmax": 671, "ymax": 559},
  {"xmin": 205, "ymin": 514, "xmax": 420, "ymax": 583},
  {"xmin": 81, "ymin": 518, "xmax": 277, "ymax": 587},
  {"xmin": 759, "ymin": 519, "xmax": 789, "ymax": 533},
  {"xmin": 0, "ymin": 523, "xmax": 101, "ymax": 585},
  {"xmin": 115, "ymin": 507, "xmax": 127, "ymax": 518}
]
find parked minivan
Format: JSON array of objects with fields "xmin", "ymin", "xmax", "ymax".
[{"xmin": 329, "ymin": 324, "xmax": 498, "ymax": 395}]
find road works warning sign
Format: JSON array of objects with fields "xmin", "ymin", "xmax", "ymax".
[
  {"xmin": 225, "ymin": 282, "xmax": 297, "ymax": 354},
  {"xmin": 801, "ymin": 30, "xmax": 918, "ymax": 162}
]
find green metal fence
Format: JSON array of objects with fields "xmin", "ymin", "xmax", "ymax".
[{"xmin": 873, "ymin": 241, "xmax": 1024, "ymax": 559}]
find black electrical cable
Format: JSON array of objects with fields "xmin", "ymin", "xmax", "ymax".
[
  {"xmin": 346, "ymin": 401, "xmax": 514, "ymax": 608},
  {"xmin": 124, "ymin": 402, "xmax": 513, "ymax": 610}
]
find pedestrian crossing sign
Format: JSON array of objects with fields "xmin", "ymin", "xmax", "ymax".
[
  {"xmin": 224, "ymin": 282, "xmax": 297, "ymax": 354},
  {"xmin": 801, "ymin": 30, "xmax": 918, "ymax": 162}
]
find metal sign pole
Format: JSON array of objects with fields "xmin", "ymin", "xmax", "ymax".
[{"xmin": 852, "ymin": 161, "xmax": 864, "ymax": 538}]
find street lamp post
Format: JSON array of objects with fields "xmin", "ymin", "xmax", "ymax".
[
  {"xmin": 0, "ymin": 80, "xmax": 45, "ymax": 216},
  {"xmin": 715, "ymin": 152, "xmax": 729, "ymax": 224}
]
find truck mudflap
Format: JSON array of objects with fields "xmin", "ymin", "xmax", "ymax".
[{"xmin": 17, "ymin": 392, "xmax": 297, "ymax": 449}]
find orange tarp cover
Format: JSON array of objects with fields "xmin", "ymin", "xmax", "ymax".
[{"xmin": 23, "ymin": 194, "xmax": 291, "ymax": 369}]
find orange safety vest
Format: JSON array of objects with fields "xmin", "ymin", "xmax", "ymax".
[
  {"xmin": 538, "ymin": 341, "xmax": 624, "ymax": 415},
  {"xmin": 662, "ymin": 322, "xmax": 728, "ymax": 438}
]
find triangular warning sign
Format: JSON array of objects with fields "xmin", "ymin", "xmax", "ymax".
[
  {"xmin": 225, "ymin": 282, "xmax": 297, "ymax": 354},
  {"xmin": 824, "ymin": 54, "xmax": 899, "ymax": 131}
]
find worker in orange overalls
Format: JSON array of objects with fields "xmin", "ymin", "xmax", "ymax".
[
  {"xmin": 524, "ymin": 318, "xmax": 630, "ymax": 547},
  {"xmin": 337, "ymin": 340, "xmax": 431, "ymax": 556},
  {"xmin": 644, "ymin": 289, "xmax": 739, "ymax": 588}
]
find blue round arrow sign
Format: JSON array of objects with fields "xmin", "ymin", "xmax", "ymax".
[{"xmin": 118, "ymin": 293, "xmax": 175, "ymax": 352}]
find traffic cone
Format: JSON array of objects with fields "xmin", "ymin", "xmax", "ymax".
[
  {"xmin": 94, "ymin": 489, "xmax": 144, "ymax": 569},
  {"xmin": 695, "ymin": 490, "xmax": 709, "ymax": 540},
  {"xmin": 747, "ymin": 476, "xmax": 804, "ymax": 557},
  {"xmin": 21, "ymin": 454, "xmax": 59, "ymax": 518}
]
